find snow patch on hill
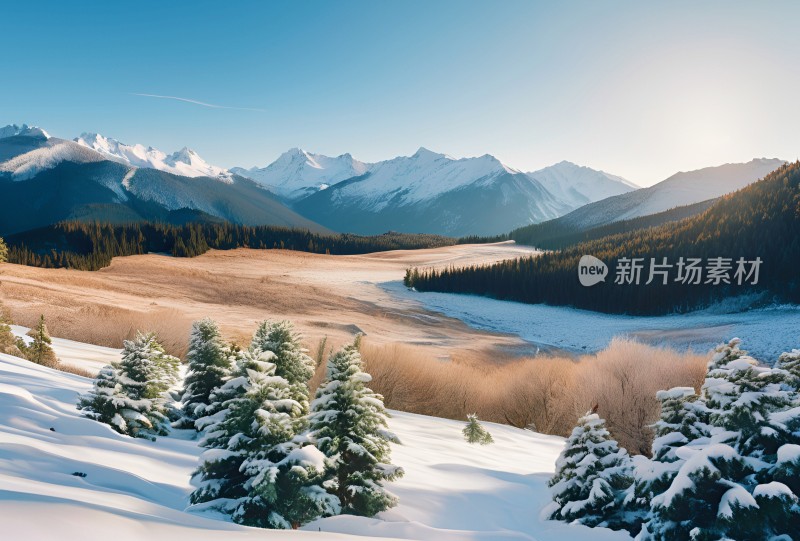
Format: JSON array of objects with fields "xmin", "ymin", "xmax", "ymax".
[{"xmin": 0, "ymin": 139, "xmax": 106, "ymax": 180}]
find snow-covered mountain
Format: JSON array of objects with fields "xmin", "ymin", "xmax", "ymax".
[
  {"xmin": 528, "ymin": 161, "xmax": 638, "ymax": 210},
  {"xmin": 231, "ymin": 148, "xmax": 368, "ymax": 201},
  {"xmin": 292, "ymin": 148, "xmax": 571, "ymax": 236},
  {"xmin": 555, "ymin": 158, "xmax": 786, "ymax": 229},
  {"xmin": 75, "ymin": 132, "xmax": 233, "ymax": 183},
  {"xmin": 0, "ymin": 123, "xmax": 50, "ymax": 140},
  {"xmin": 0, "ymin": 125, "xmax": 327, "ymax": 235},
  {"xmin": 234, "ymin": 148, "xmax": 637, "ymax": 236}
]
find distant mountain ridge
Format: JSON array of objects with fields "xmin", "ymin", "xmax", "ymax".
[
  {"xmin": 236, "ymin": 147, "xmax": 638, "ymax": 236},
  {"xmin": 0, "ymin": 126, "xmax": 326, "ymax": 236}
]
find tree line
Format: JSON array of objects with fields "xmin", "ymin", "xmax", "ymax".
[
  {"xmin": 2, "ymin": 221, "xmax": 459, "ymax": 271},
  {"xmin": 406, "ymin": 161, "xmax": 800, "ymax": 314}
]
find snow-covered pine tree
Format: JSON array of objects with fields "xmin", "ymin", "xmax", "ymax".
[
  {"xmin": 77, "ymin": 365, "xmax": 126, "ymax": 432},
  {"xmin": 704, "ymin": 352, "xmax": 791, "ymax": 458},
  {"xmin": 250, "ymin": 320, "xmax": 315, "ymax": 414},
  {"xmin": 115, "ymin": 331, "xmax": 180, "ymax": 438},
  {"xmin": 26, "ymin": 314, "xmax": 58, "ymax": 368},
  {"xmin": 178, "ymin": 318, "xmax": 233, "ymax": 429},
  {"xmin": 190, "ymin": 347, "xmax": 336, "ymax": 529},
  {"xmin": 308, "ymin": 342, "xmax": 403, "ymax": 517},
  {"xmin": 642, "ymin": 341, "xmax": 800, "ymax": 540},
  {"xmin": 625, "ymin": 387, "xmax": 702, "ymax": 522},
  {"xmin": 463, "ymin": 414, "xmax": 494, "ymax": 445},
  {"xmin": 547, "ymin": 410, "xmax": 633, "ymax": 530},
  {"xmin": 643, "ymin": 444, "xmax": 759, "ymax": 541}
]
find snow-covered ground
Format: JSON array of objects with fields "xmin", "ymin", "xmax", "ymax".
[
  {"xmin": 385, "ymin": 282, "xmax": 800, "ymax": 362},
  {"xmin": 0, "ymin": 338, "xmax": 629, "ymax": 540}
]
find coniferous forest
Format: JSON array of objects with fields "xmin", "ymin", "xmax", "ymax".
[
  {"xmin": 406, "ymin": 162, "xmax": 800, "ymax": 315},
  {"xmin": 3, "ymin": 222, "xmax": 458, "ymax": 271}
]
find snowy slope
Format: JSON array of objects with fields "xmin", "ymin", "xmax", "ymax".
[
  {"xmin": 0, "ymin": 343, "xmax": 627, "ymax": 541},
  {"xmin": 0, "ymin": 137, "xmax": 108, "ymax": 181},
  {"xmin": 75, "ymin": 133, "xmax": 233, "ymax": 183},
  {"xmin": 528, "ymin": 161, "xmax": 638, "ymax": 210},
  {"xmin": 231, "ymin": 148, "xmax": 368, "ymax": 201}
]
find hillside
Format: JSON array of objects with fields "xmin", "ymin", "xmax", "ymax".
[
  {"xmin": 509, "ymin": 159, "xmax": 786, "ymax": 247},
  {"xmin": 0, "ymin": 343, "xmax": 626, "ymax": 541},
  {"xmin": 406, "ymin": 161, "xmax": 800, "ymax": 315}
]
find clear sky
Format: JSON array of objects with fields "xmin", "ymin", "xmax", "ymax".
[{"xmin": 3, "ymin": 0, "xmax": 799, "ymax": 186}]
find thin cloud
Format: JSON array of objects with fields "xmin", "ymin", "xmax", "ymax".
[{"xmin": 131, "ymin": 93, "xmax": 266, "ymax": 113}]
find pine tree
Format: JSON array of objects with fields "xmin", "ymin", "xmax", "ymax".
[
  {"xmin": 641, "ymin": 341, "xmax": 800, "ymax": 540},
  {"xmin": 179, "ymin": 318, "xmax": 233, "ymax": 429},
  {"xmin": 643, "ymin": 444, "xmax": 758, "ymax": 541},
  {"xmin": 191, "ymin": 347, "xmax": 336, "ymax": 528},
  {"xmin": 308, "ymin": 342, "xmax": 403, "ymax": 517},
  {"xmin": 250, "ymin": 320, "xmax": 315, "ymax": 414},
  {"xmin": 547, "ymin": 411, "xmax": 632, "ymax": 530},
  {"xmin": 115, "ymin": 332, "xmax": 180, "ymax": 438},
  {"xmin": 0, "ymin": 236, "xmax": 7, "ymax": 263},
  {"xmin": 25, "ymin": 315, "xmax": 59, "ymax": 368},
  {"xmin": 463, "ymin": 414, "xmax": 494, "ymax": 445},
  {"xmin": 77, "ymin": 365, "xmax": 126, "ymax": 432}
]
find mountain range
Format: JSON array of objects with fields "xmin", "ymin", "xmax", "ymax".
[{"xmin": 0, "ymin": 123, "xmax": 786, "ymax": 239}]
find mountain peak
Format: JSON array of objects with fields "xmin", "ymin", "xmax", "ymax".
[
  {"xmin": 412, "ymin": 147, "xmax": 448, "ymax": 160},
  {"xmin": 0, "ymin": 123, "xmax": 50, "ymax": 140}
]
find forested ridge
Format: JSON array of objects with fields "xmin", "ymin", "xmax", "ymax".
[
  {"xmin": 406, "ymin": 161, "xmax": 800, "ymax": 314},
  {"xmin": 3, "ymin": 222, "xmax": 457, "ymax": 271}
]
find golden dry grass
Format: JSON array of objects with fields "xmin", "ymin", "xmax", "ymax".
[{"xmin": 350, "ymin": 337, "xmax": 708, "ymax": 455}]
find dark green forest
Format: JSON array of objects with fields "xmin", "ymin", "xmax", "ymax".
[
  {"xmin": 4, "ymin": 222, "xmax": 457, "ymax": 271},
  {"xmin": 406, "ymin": 161, "xmax": 800, "ymax": 315}
]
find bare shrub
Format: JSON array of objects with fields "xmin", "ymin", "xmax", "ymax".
[{"xmin": 358, "ymin": 337, "xmax": 708, "ymax": 454}]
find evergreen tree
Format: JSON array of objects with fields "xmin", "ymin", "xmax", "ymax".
[
  {"xmin": 463, "ymin": 414, "xmax": 494, "ymax": 445},
  {"xmin": 115, "ymin": 332, "xmax": 180, "ymax": 438},
  {"xmin": 308, "ymin": 342, "xmax": 403, "ymax": 517},
  {"xmin": 250, "ymin": 320, "xmax": 315, "ymax": 414},
  {"xmin": 191, "ymin": 347, "xmax": 336, "ymax": 528},
  {"xmin": 25, "ymin": 315, "xmax": 59, "ymax": 368},
  {"xmin": 547, "ymin": 411, "xmax": 633, "ymax": 530},
  {"xmin": 179, "ymin": 318, "xmax": 233, "ymax": 429},
  {"xmin": 77, "ymin": 365, "xmax": 126, "ymax": 432},
  {"xmin": 643, "ymin": 444, "xmax": 759, "ymax": 541},
  {"xmin": 0, "ymin": 235, "xmax": 7, "ymax": 263}
]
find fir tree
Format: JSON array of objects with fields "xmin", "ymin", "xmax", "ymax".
[
  {"xmin": 463, "ymin": 414, "xmax": 494, "ymax": 445},
  {"xmin": 308, "ymin": 342, "xmax": 403, "ymax": 517},
  {"xmin": 191, "ymin": 347, "xmax": 336, "ymax": 528},
  {"xmin": 25, "ymin": 315, "xmax": 59, "ymax": 368},
  {"xmin": 250, "ymin": 320, "xmax": 315, "ymax": 414},
  {"xmin": 179, "ymin": 318, "xmax": 233, "ymax": 429},
  {"xmin": 0, "ymin": 235, "xmax": 7, "ymax": 263},
  {"xmin": 547, "ymin": 411, "xmax": 633, "ymax": 530},
  {"xmin": 115, "ymin": 332, "xmax": 180, "ymax": 438},
  {"xmin": 77, "ymin": 365, "xmax": 126, "ymax": 432},
  {"xmin": 643, "ymin": 444, "xmax": 758, "ymax": 541}
]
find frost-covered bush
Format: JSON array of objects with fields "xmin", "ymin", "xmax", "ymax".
[{"xmin": 309, "ymin": 342, "xmax": 403, "ymax": 517}]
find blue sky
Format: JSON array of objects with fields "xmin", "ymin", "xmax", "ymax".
[{"xmin": 3, "ymin": 1, "xmax": 799, "ymax": 185}]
